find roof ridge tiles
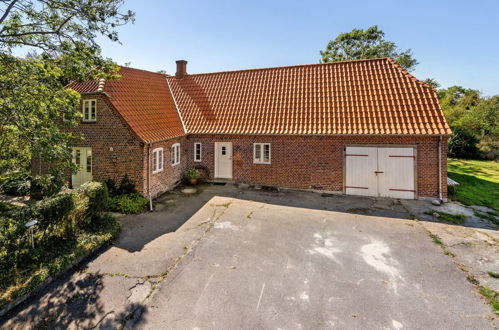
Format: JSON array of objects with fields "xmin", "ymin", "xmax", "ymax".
[
  {"xmin": 71, "ymin": 58, "xmax": 451, "ymax": 137},
  {"xmin": 177, "ymin": 57, "xmax": 391, "ymax": 77},
  {"xmin": 118, "ymin": 66, "xmax": 169, "ymax": 77}
]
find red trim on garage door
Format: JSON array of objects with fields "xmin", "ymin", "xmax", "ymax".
[
  {"xmin": 389, "ymin": 155, "xmax": 415, "ymax": 158},
  {"xmin": 389, "ymin": 188, "xmax": 416, "ymax": 192},
  {"xmin": 345, "ymin": 186, "xmax": 369, "ymax": 189}
]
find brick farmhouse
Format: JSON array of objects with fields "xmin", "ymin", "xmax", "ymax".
[{"xmin": 58, "ymin": 58, "xmax": 451, "ymax": 201}]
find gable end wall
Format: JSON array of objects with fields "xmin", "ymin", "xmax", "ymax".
[{"xmin": 69, "ymin": 94, "xmax": 145, "ymax": 190}]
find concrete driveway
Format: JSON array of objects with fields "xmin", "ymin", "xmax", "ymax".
[{"xmin": 1, "ymin": 184, "xmax": 497, "ymax": 329}]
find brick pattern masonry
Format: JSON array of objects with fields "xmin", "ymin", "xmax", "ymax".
[
  {"xmin": 187, "ymin": 134, "xmax": 447, "ymax": 198},
  {"xmin": 33, "ymin": 94, "xmax": 447, "ymax": 199}
]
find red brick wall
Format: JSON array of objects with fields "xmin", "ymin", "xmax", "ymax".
[
  {"xmin": 33, "ymin": 93, "xmax": 448, "ymax": 199},
  {"xmin": 441, "ymin": 136, "xmax": 448, "ymax": 199},
  {"xmin": 68, "ymin": 94, "xmax": 145, "ymax": 190},
  {"xmin": 143, "ymin": 136, "xmax": 187, "ymax": 197},
  {"xmin": 32, "ymin": 95, "xmax": 189, "ymax": 197},
  {"xmin": 187, "ymin": 134, "xmax": 448, "ymax": 198}
]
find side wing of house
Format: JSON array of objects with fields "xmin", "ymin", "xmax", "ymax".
[
  {"xmin": 70, "ymin": 94, "xmax": 146, "ymax": 191},
  {"xmin": 67, "ymin": 67, "xmax": 187, "ymax": 197},
  {"xmin": 170, "ymin": 58, "xmax": 451, "ymax": 200}
]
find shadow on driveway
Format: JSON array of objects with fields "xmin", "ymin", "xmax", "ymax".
[{"xmin": 114, "ymin": 183, "xmax": 412, "ymax": 253}]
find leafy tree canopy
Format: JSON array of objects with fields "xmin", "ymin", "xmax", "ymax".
[
  {"xmin": 320, "ymin": 25, "xmax": 418, "ymax": 71},
  {"xmin": 423, "ymin": 78, "xmax": 440, "ymax": 89},
  {"xmin": 436, "ymin": 84, "xmax": 498, "ymax": 159},
  {"xmin": 0, "ymin": 0, "xmax": 134, "ymax": 173}
]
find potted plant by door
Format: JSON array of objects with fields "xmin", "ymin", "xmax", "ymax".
[{"xmin": 184, "ymin": 168, "xmax": 201, "ymax": 185}]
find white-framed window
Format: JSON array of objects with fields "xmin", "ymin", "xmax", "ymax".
[
  {"xmin": 171, "ymin": 143, "xmax": 180, "ymax": 166},
  {"xmin": 82, "ymin": 99, "xmax": 97, "ymax": 122},
  {"xmin": 152, "ymin": 148, "xmax": 164, "ymax": 173},
  {"xmin": 253, "ymin": 143, "xmax": 271, "ymax": 164},
  {"xmin": 194, "ymin": 143, "xmax": 202, "ymax": 162}
]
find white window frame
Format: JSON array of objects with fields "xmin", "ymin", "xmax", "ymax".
[
  {"xmin": 253, "ymin": 143, "xmax": 271, "ymax": 164},
  {"xmin": 152, "ymin": 147, "xmax": 164, "ymax": 174},
  {"xmin": 82, "ymin": 99, "xmax": 97, "ymax": 122},
  {"xmin": 171, "ymin": 143, "xmax": 180, "ymax": 166},
  {"xmin": 194, "ymin": 143, "xmax": 202, "ymax": 162}
]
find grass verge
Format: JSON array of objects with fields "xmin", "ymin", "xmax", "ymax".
[
  {"xmin": 487, "ymin": 271, "xmax": 499, "ymax": 279},
  {"xmin": 447, "ymin": 159, "xmax": 499, "ymax": 212},
  {"xmin": 424, "ymin": 210, "xmax": 466, "ymax": 225},
  {"xmin": 0, "ymin": 213, "xmax": 120, "ymax": 310},
  {"xmin": 478, "ymin": 286, "xmax": 499, "ymax": 315},
  {"xmin": 427, "ymin": 232, "xmax": 455, "ymax": 257},
  {"xmin": 473, "ymin": 211, "xmax": 499, "ymax": 226}
]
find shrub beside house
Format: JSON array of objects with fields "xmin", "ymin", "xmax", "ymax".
[{"xmin": 0, "ymin": 181, "xmax": 119, "ymax": 310}]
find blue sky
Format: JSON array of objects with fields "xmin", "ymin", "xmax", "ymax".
[{"xmin": 97, "ymin": 0, "xmax": 499, "ymax": 96}]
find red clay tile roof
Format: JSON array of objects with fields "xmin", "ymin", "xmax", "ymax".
[
  {"xmin": 167, "ymin": 58, "xmax": 451, "ymax": 135},
  {"xmin": 68, "ymin": 67, "xmax": 185, "ymax": 142}
]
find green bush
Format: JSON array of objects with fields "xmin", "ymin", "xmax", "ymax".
[
  {"xmin": 108, "ymin": 193, "xmax": 148, "ymax": 214},
  {"xmin": 80, "ymin": 181, "xmax": 109, "ymax": 215},
  {"xmin": 30, "ymin": 174, "xmax": 64, "ymax": 200},
  {"xmin": 184, "ymin": 168, "xmax": 201, "ymax": 180},
  {"xmin": 117, "ymin": 175, "xmax": 137, "ymax": 195},
  {"xmin": 0, "ymin": 212, "xmax": 31, "ymax": 274},
  {"xmin": 0, "ymin": 201, "xmax": 17, "ymax": 215},
  {"xmin": 0, "ymin": 182, "xmax": 123, "ymax": 309},
  {"xmin": 0, "ymin": 173, "xmax": 31, "ymax": 196},
  {"xmin": 0, "ymin": 173, "xmax": 64, "ymax": 199},
  {"xmin": 36, "ymin": 192, "xmax": 76, "ymax": 236},
  {"xmin": 448, "ymin": 126, "xmax": 480, "ymax": 159},
  {"xmin": 105, "ymin": 178, "xmax": 117, "ymax": 196}
]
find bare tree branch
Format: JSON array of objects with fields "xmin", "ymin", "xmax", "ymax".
[{"xmin": 0, "ymin": 0, "xmax": 19, "ymax": 25}]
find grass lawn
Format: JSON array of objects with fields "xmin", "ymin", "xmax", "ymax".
[{"xmin": 447, "ymin": 158, "xmax": 499, "ymax": 212}]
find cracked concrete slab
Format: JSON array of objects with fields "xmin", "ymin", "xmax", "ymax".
[
  {"xmin": 402, "ymin": 199, "xmax": 499, "ymax": 230},
  {"xmin": 2, "ymin": 184, "xmax": 498, "ymax": 329},
  {"xmin": 0, "ymin": 271, "xmax": 145, "ymax": 329},
  {"xmin": 421, "ymin": 220, "xmax": 499, "ymax": 293},
  {"xmin": 136, "ymin": 197, "xmax": 496, "ymax": 329}
]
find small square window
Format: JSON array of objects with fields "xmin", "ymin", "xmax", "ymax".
[
  {"xmin": 194, "ymin": 143, "xmax": 202, "ymax": 162},
  {"xmin": 82, "ymin": 99, "xmax": 97, "ymax": 122},
  {"xmin": 253, "ymin": 143, "xmax": 271, "ymax": 164}
]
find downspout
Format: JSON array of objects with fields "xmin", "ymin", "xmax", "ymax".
[
  {"xmin": 147, "ymin": 143, "xmax": 153, "ymax": 211},
  {"xmin": 438, "ymin": 136, "xmax": 443, "ymax": 202}
]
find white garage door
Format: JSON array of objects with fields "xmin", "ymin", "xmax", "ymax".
[{"xmin": 345, "ymin": 146, "xmax": 415, "ymax": 199}]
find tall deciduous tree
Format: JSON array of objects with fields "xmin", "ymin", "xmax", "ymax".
[
  {"xmin": 437, "ymin": 85, "xmax": 498, "ymax": 159},
  {"xmin": 423, "ymin": 78, "xmax": 440, "ymax": 89},
  {"xmin": 0, "ymin": 0, "xmax": 134, "ymax": 173},
  {"xmin": 320, "ymin": 25, "xmax": 418, "ymax": 71}
]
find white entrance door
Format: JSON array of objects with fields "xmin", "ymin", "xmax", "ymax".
[
  {"xmin": 345, "ymin": 146, "xmax": 415, "ymax": 199},
  {"xmin": 72, "ymin": 147, "xmax": 93, "ymax": 188},
  {"xmin": 214, "ymin": 142, "xmax": 233, "ymax": 179}
]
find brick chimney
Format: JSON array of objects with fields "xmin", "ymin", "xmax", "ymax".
[{"xmin": 175, "ymin": 60, "xmax": 187, "ymax": 78}]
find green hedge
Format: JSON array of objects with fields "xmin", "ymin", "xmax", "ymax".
[
  {"xmin": 0, "ymin": 173, "xmax": 64, "ymax": 199},
  {"xmin": 0, "ymin": 173, "xmax": 31, "ymax": 196},
  {"xmin": 0, "ymin": 181, "xmax": 120, "ymax": 309},
  {"xmin": 80, "ymin": 181, "xmax": 109, "ymax": 215}
]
